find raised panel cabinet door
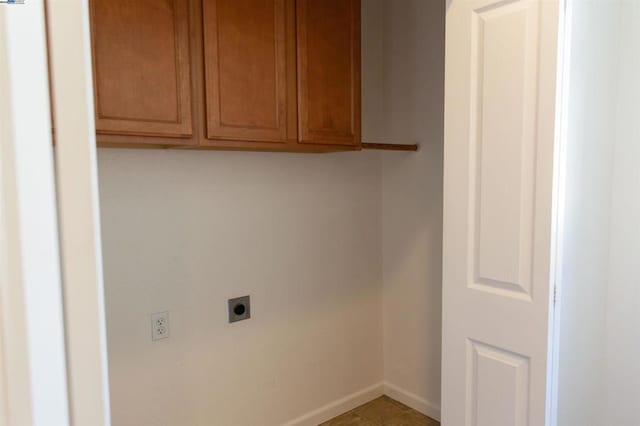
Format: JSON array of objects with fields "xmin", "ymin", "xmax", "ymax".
[
  {"xmin": 297, "ymin": 0, "xmax": 361, "ymax": 146},
  {"xmin": 90, "ymin": 0, "xmax": 193, "ymax": 138},
  {"xmin": 203, "ymin": 0, "xmax": 291, "ymax": 143}
]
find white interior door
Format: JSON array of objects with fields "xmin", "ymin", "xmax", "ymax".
[{"xmin": 442, "ymin": 0, "xmax": 564, "ymax": 425}]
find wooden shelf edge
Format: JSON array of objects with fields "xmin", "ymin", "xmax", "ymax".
[
  {"xmin": 96, "ymin": 141, "xmax": 359, "ymax": 154},
  {"xmin": 361, "ymin": 142, "xmax": 419, "ymax": 152}
]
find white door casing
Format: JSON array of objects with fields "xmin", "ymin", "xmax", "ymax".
[
  {"xmin": 0, "ymin": 1, "xmax": 70, "ymax": 425},
  {"xmin": 47, "ymin": 0, "xmax": 112, "ymax": 425},
  {"xmin": 442, "ymin": 0, "xmax": 563, "ymax": 425}
]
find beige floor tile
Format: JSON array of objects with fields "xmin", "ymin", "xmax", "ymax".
[
  {"xmin": 320, "ymin": 411, "xmax": 377, "ymax": 426},
  {"xmin": 353, "ymin": 396, "xmax": 410, "ymax": 424},
  {"xmin": 383, "ymin": 410, "xmax": 440, "ymax": 426},
  {"xmin": 321, "ymin": 396, "xmax": 440, "ymax": 426}
]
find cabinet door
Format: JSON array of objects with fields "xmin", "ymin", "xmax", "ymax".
[
  {"xmin": 203, "ymin": 0, "xmax": 291, "ymax": 143},
  {"xmin": 90, "ymin": 0, "xmax": 193, "ymax": 138},
  {"xmin": 297, "ymin": 0, "xmax": 361, "ymax": 146}
]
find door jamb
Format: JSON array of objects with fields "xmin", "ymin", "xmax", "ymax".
[{"xmin": 546, "ymin": 0, "xmax": 574, "ymax": 424}]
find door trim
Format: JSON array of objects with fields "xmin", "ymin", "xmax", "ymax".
[
  {"xmin": 546, "ymin": 0, "xmax": 573, "ymax": 424},
  {"xmin": 0, "ymin": 2, "xmax": 70, "ymax": 424},
  {"xmin": 47, "ymin": 0, "xmax": 112, "ymax": 424}
]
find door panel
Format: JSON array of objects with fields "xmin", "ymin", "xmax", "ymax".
[
  {"xmin": 442, "ymin": 0, "xmax": 561, "ymax": 425},
  {"xmin": 471, "ymin": 0, "xmax": 540, "ymax": 301},
  {"xmin": 90, "ymin": 0, "xmax": 193, "ymax": 137},
  {"xmin": 297, "ymin": 0, "xmax": 361, "ymax": 146},
  {"xmin": 203, "ymin": 0, "xmax": 290, "ymax": 143},
  {"xmin": 468, "ymin": 340, "xmax": 530, "ymax": 426}
]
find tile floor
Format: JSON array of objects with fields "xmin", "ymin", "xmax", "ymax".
[{"xmin": 320, "ymin": 396, "xmax": 440, "ymax": 426}]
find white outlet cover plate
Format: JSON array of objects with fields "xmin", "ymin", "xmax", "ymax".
[{"xmin": 151, "ymin": 311, "xmax": 169, "ymax": 341}]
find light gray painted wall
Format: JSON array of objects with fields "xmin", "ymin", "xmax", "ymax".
[
  {"xmin": 556, "ymin": 2, "xmax": 620, "ymax": 424},
  {"xmin": 559, "ymin": 2, "xmax": 640, "ymax": 425},
  {"xmin": 99, "ymin": 149, "xmax": 384, "ymax": 426},
  {"xmin": 380, "ymin": 0, "xmax": 445, "ymax": 415},
  {"xmin": 602, "ymin": 2, "xmax": 640, "ymax": 423}
]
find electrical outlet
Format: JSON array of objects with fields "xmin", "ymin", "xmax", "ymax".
[
  {"xmin": 228, "ymin": 296, "xmax": 250, "ymax": 323},
  {"xmin": 151, "ymin": 311, "xmax": 169, "ymax": 341}
]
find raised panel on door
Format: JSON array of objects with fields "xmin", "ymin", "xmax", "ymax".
[
  {"xmin": 202, "ymin": 0, "xmax": 291, "ymax": 143},
  {"xmin": 442, "ymin": 0, "xmax": 562, "ymax": 425},
  {"xmin": 467, "ymin": 340, "xmax": 530, "ymax": 426},
  {"xmin": 297, "ymin": 0, "xmax": 361, "ymax": 146},
  {"xmin": 90, "ymin": 0, "xmax": 193, "ymax": 138}
]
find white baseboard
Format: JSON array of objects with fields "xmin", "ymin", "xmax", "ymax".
[
  {"xmin": 282, "ymin": 381, "xmax": 441, "ymax": 426},
  {"xmin": 283, "ymin": 382, "xmax": 384, "ymax": 426},
  {"xmin": 383, "ymin": 382, "xmax": 441, "ymax": 422}
]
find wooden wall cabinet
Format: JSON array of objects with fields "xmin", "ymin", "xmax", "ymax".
[
  {"xmin": 297, "ymin": 0, "xmax": 361, "ymax": 146},
  {"xmin": 90, "ymin": 0, "xmax": 193, "ymax": 139},
  {"xmin": 90, "ymin": 0, "xmax": 361, "ymax": 152},
  {"xmin": 202, "ymin": 0, "xmax": 293, "ymax": 144}
]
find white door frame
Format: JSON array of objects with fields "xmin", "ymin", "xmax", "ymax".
[
  {"xmin": 2, "ymin": 0, "xmax": 574, "ymax": 424},
  {"xmin": 546, "ymin": 0, "xmax": 574, "ymax": 425},
  {"xmin": 0, "ymin": 0, "xmax": 111, "ymax": 425},
  {"xmin": 46, "ymin": 0, "xmax": 111, "ymax": 424},
  {"xmin": 0, "ymin": 2, "xmax": 69, "ymax": 425}
]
